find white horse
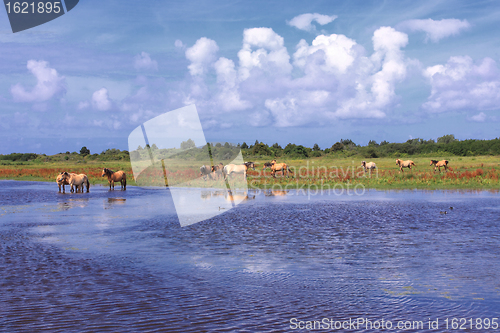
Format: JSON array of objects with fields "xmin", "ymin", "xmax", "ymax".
[
  {"xmin": 361, "ymin": 161, "xmax": 377, "ymax": 172},
  {"xmin": 223, "ymin": 162, "xmax": 255, "ymax": 180}
]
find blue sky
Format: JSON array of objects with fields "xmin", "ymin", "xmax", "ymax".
[{"xmin": 1, "ymin": 0, "xmax": 500, "ymax": 154}]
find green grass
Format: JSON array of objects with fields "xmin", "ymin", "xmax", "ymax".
[{"xmin": 1, "ymin": 155, "xmax": 499, "ymax": 190}]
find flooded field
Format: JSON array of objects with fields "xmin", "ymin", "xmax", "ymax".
[{"xmin": 1, "ymin": 180, "xmax": 500, "ymax": 332}]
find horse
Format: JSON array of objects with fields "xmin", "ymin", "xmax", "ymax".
[
  {"xmin": 60, "ymin": 172, "xmax": 90, "ymax": 193},
  {"xmin": 262, "ymin": 162, "xmax": 273, "ymax": 169},
  {"xmin": 212, "ymin": 163, "xmax": 224, "ymax": 180},
  {"xmin": 200, "ymin": 165, "xmax": 213, "ymax": 180},
  {"xmin": 265, "ymin": 159, "xmax": 291, "ymax": 178},
  {"xmin": 430, "ymin": 159, "xmax": 449, "ymax": 172},
  {"xmin": 56, "ymin": 172, "xmax": 72, "ymax": 193},
  {"xmin": 361, "ymin": 161, "xmax": 376, "ymax": 172},
  {"xmin": 396, "ymin": 159, "xmax": 416, "ymax": 173},
  {"xmin": 101, "ymin": 168, "xmax": 127, "ymax": 190},
  {"xmin": 223, "ymin": 162, "xmax": 255, "ymax": 180}
]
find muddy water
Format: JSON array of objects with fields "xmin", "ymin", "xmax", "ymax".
[{"xmin": 1, "ymin": 180, "xmax": 500, "ymax": 332}]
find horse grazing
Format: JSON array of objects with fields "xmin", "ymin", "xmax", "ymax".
[
  {"xmin": 396, "ymin": 159, "xmax": 416, "ymax": 173},
  {"xmin": 361, "ymin": 161, "xmax": 376, "ymax": 172},
  {"xmin": 430, "ymin": 159, "xmax": 449, "ymax": 172},
  {"xmin": 200, "ymin": 165, "xmax": 213, "ymax": 180},
  {"xmin": 223, "ymin": 162, "xmax": 255, "ymax": 180},
  {"xmin": 265, "ymin": 159, "xmax": 291, "ymax": 178},
  {"xmin": 101, "ymin": 168, "xmax": 127, "ymax": 190},
  {"xmin": 56, "ymin": 172, "xmax": 72, "ymax": 193},
  {"xmin": 60, "ymin": 172, "xmax": 90, "ymax": 193}
]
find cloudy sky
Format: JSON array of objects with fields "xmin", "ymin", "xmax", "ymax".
[{"xmin": 1, "ymin": 0, "xmax": 499, "ymax": 154}]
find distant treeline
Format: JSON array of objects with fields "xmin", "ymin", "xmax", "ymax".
[
  {"xmin": 242, "ymin": 134, "xmax": 500, "ymax": 159},
  {"xmin": 0, "ymin": 147, "xmax": 129, "ymax": 164},
  {"xmin": 2, "ymin": 135, "xmax": 500, "ymax": 163}
]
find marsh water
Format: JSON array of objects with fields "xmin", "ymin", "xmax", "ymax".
[{"xmin": 1, "ymin": 180, "xmax": 500, "ymax": 332}]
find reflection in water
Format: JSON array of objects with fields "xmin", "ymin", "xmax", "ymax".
[
  {"xmin": 265, "ymin": 190, "xmax": 288, "ymax": 196},
  {"xmin": 104, "ymin": 198, "xmax": 127, "ymax": 209},
  {"xmin": 57, "ymin": 198, "xmax": 89, "ymax": 211},
  {"xmin": 200, "ymin": 190, "xmax": 255, "ymax": 202}
]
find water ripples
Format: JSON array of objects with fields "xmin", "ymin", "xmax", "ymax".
[{"xmin": 1, "ymin": 181, "xmax": 500, "ymax": 331}]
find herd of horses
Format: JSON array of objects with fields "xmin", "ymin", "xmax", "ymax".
[
  {"xmin": 56, "ymin": 158, "xmax": 451, "ymax": 192},
  {"xmin": 201, "ymin": 158, "xmax": 451, "ymax": 181},
  {"xmin": 361, "ymin": 159, "xmax": 449, "ymax": 173},
  {"xmin": 200, "ymin": 159, "xmax": 293, "ymax": 181},
  {"xmin": 56, "ymin": 168, "xmax": 126, "ymax": 193}
]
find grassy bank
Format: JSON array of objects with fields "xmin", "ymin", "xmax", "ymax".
[
  {"xmin": 0, "ymin": 161, "xmax": 135, "ymax": 186},
  {"xmin": 1, "ymin": 155, "xmax": 499, "ymax": 190}
]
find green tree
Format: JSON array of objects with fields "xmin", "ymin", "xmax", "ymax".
[
  {"xmin": 241, "ymin": 142, "xmax": 248, "ymax": 149},
  {"xmin": 331, "ymin": 142, "xmax": 344, "ymax": 152},
  {"xmin": 437, "ymin": 134, "xmax": 456, "ymax": 144},
  {"xmin": 180, "ymin": 138, "xmax": 196, "ymax": 150},
  {"xmin": 80, "ymin": 146, "xmax": 90, "ymax": 156},
  {"xmin": 252, "ymin": 142, "xmax": 272, "ymax": 156},
  {"xmin": 313, "ymin": 143, "xmax": 321, "ymax": 151},
  {"xmin": 340, "ymin": 139, "xmax": 356, "ymax": 148}
]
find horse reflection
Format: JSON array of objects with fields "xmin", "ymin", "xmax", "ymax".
[
  {"xmin": 200, "ymin": 190, "xmax": 254, "ymax": 202},
  {"xmin": 57, "ymin": 198, "xmax": 89, "ymax": 211},
  {"xmin": 104, "ymin": 198, "xmax": 126, "ymax": 209},
  {"xmin": 265, "ymin": 190, "xmax": 288, "ymax": 197}
]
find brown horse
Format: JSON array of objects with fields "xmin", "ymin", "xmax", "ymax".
[
  {"xmin": 265, "ymin": 159, "xmax": 291, "ymax": 178},
  {"xmin": 101, "ymin": 168, "xmax": 127, "ymax": 190},
  {"xmin": 396, "ymin": 159, "xmax": 416, "ymax": 173},
  {"xmin": 212, "ymin": 163, "xmax": 224, "ymax": 180},
  {"xmin": 430, "ymin": 159, "xmax": 449, "ymax": 172}
]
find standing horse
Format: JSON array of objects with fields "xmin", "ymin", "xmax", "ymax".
[
  {"xmin": 212, "ymin": 163, "xmax": 224, "ymax": 180},
  {"xmin": 101, "ymin": 168, "xmax": 127, "ymax": 190},
  {"xmin": 265, "ymin": 159, "xmax": 291, "ymax": 178},
  {"xmin": 56, "ymin": 172, "xmax": 72, "ymax": 193},
  {"xmin": 60, "ymin": 172, "xmax": 90, "ymax": 193},
  {"xmin": 361, "ymin": 161, "xmax": 377, "ymax": 172},
  {"xmin": 430, "ymin": 160, "xmax": 449, "ymax": 172},
  {"xmin": 223, "ymin": 162, "xmax": 255, "ymax": 180},
  {"xmin": 396, "ymin": 159, "xmax": 416, "ymax": 173},
  {"xmin": 200, "ymin": 165, "xmax": 213, "ymax": 180}
]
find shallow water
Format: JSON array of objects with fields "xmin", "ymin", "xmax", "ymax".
[{"xmin": 1, "ymin": 180, "xmax": 500, "ymax": 332}]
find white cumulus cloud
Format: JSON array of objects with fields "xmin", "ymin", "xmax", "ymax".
[
  {"xmin": 179, "ymin": 26, "xmax": 412, "ymax": 127},
  {"xmin": 287, "ymin": 13, "xmax": 337, "ymax": 32},
  {"xmin": 423, "ymin": 56, "xmax": 500, "ymax": 113},
  {"xmin": 238, "ymin": 27, "xmax": 292, "ymax": 80},
  {"xmin": 11, "ymin": 60, "xmax": 66, "ymax": 103},
  {"xmin": 185, "ymin": 37, "xmax": 219, "ymax": 76},
  {"xmin": 92, "ymin": 88, "xmax": 112, "ymax": 111},
  {"xmin": 397, "ymin": 18, "xmax": 470, "ymax": 42}
]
